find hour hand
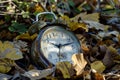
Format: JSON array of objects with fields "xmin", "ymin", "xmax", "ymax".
[{"xmin": 49, "ymin": 41, "xmax": 59, "ymax": 47}]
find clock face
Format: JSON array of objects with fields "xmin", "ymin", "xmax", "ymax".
[{"xmin": 39, "ymin": 25, "xmax": 80, "ymax": 65}]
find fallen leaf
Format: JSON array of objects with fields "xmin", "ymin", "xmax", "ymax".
[
  {"xmin": 15, "ymin": 32, "xmax": 38, "ymax": 40},
  {"xmin": 0, "ymin": 20, "xmax": 5, "ymax": 25},
  {"xmin": 22, "ymin": 67, "xmax": 55, "ymax": 80},
  {"xmin": 56, "ymin": 61, "xmax": 75, "ymax": 78},
  {"xmin": 91, "ymin": 61, "xmax": 106, "ymax": 73},
  {"xmin": 72, "ymin": 53, "xmax": 87, "ymax": 75},
  {"xmin": 0, "ymin": 73, "xmax": 12, "ymax": 79},
  {"xmin": 85, "ymin": 21, "xmax": 108, "ymax": 31},
  {"xmin": 81, "ymin": 43, "xmax": 89, "ymax": 52},
  {"xmin": 0, "ymin": 59, "xmax": 14, "ymax": 73},
  {"xmin": 60, "ymin": 15, "xmax": 88, "ymax": 31},
  {"xmin": 4, "ymin": 48, "xmax": 23, "ymax": 60},
  {"xmin": 71, "ymin": 12, "xmax": 99, "ymax": 22},
  {"xmin": 81, "ymin": 13, "xmax": 100, "ymax": 22},
  {"xmin": 91, "ymin": 69, "xmax": 105, "ymax": 80},
  {"xmin": 98, "ymin": 31, "xmax": 119, "ymax": 38},
  {"xmin": 82, "ymin": 70, "xmax": 91, "ymax": 80},
  {"xmin": 0, "ymin": 41, "xmax": 23, "ymax": 60},
  {"xmin": 69, "ymin": 22, "xmax": 88, "ymax": 32}
]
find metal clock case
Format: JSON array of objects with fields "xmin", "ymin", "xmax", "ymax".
[{"xmin": 31, "ymin": 12, "xmax": 81, "ymax": 69}]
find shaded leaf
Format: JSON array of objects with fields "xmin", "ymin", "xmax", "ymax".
[
  {"xmin": 72, "ymin": 53, "xmax": 87, "ymax": 75},
  {"xmin": 81, "ymin": 43, "xmax": 89, "ymax": 52},
  {"xmin": 0, "ymin": 73, "xmax": 12, "ymax": 79},
  {"xmin": 91, "ymin": 61, "xmax": 106, "ymax": 73},
  {"xmin": 56, "ymin": 61, "xmax": 75, "ymax": 78},
  {"xmin": 0, "ymin": 59, "xmax": 14, "ymax": 73},
  {"xmin": 22, "ymin": 67, "xmax": 55, "ymax": 80},
  {"xmin": 8, "ymin": 21, "xmax": 28, "ymax": 34},
  {"xmin": 85, "ymin": 21, "xmax": 108, "ymax": 30}
]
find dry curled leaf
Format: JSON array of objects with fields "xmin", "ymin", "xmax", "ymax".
[
  {"xmin": 72, "ymin": 53, "xmax": 87, "ymax": 75},
  {"xmin": 22, "ymin": 67, "xmax": 55, "ymax": 80},
  {"xmin": 91, "ymin": 61, "xmax": 106, "ymax": 73},
  {"xmin": 81, "ymin": 43, "xmax": 89, "ymax": 52},
  {"xmin": 56, "ymin": 61, "xmax": 75, "ymax": 78},
  {"xmin": 91, "ymin": 69, "xmax": 105, "ymax": 80}
]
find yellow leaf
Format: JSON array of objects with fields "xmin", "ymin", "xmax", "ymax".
[
  {"xmin": 0, "ymin": 41, "xmax": 23, "ymax": 60},
  {"xmin": 69, "ymin": 22, "xmax": 88, "ymax": 32},
  {"xmin": 72, "ymin": 53, "xmax": 87, "ymax": 75},
  {"xmin": 56, "ymin": 61, "xmax": 75, "ymax": 78},
  {"xmin": 91, "ymin": 61, "xmax": 106, "ymax": 73},
  {"xmin": 0, "ymin": 59, "xmax": 14, "ymax": 73},
  {"xmin": 60, "ymin": 15, "xmax": 70, "ymax": 24},
  {"xmin": 0, "ymin": 41, "xmax": 14, "ymax": 53},
  {"xmin": 81, "ymin": 13, "xmax": 99, "ymax": 22},
  {"xmin": 108, "ymin": 46, "xmax": 117, "ymax": 54},
  {"xmin": 35, "ymin": 4, "xmax": 44, "ymax": 12},
  {"xmin": 5, "ymin": 48, "xmax": 23, "ymax": 60},
  {"xmin": 15, "ymin": 32, "xmax": 38, "ymax": 40}
]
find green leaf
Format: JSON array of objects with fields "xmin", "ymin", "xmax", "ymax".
[
  {"xmin": 68, "ymin": 0, "xmax": 75, "ymax": 7},
  {"xmin": 8, "ymin": 21, "xmax": 28, "ymax": 34}
]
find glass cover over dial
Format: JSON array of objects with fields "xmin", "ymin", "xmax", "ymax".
[{"xmin": 40, "ymin": 26, "xmax": 80, "ymax": 65}]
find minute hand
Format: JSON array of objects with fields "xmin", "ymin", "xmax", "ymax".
[{"xmin": 61, "ymin": 42, "xmax": 73, "ymax": 46}]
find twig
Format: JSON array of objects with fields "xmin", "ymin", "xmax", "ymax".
[{"xmin": 0, "ymin": 0, "xmax": 13, "ymax": 4}]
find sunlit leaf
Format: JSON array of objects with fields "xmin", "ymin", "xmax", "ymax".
[
  {"xmin": 69, "ymin": 22, "xmax": 88, "ymax": 32},
  {"xmin": 56, "ymin": 61, "xmax": 75, "ymax": 78},
  {"xmin": 91, "ymin": 61, "xmax": 106, "ymax": 73},
  {"xmin": 15, "ymin": 32, "xmax": 38, "ymax": 40},
  {"xmin": 71, "ymin": 12, "xmax": 99, "ymax": 22},
  {"xmin": 0, "ymin": 41, "xmax": 23, "ymax": 60},
  {"xmin": 72, "ymin": 53, "xmax": 87, "ymax": 75}
]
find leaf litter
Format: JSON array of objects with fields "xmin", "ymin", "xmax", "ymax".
[{"xmin": 0, "ymin": 0, "xmax": 120, "ymax": 80}]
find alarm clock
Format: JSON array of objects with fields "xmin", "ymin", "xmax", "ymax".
[{"xmin": 30, "ymin": 12, "xmax": 81, "ymax": 69}]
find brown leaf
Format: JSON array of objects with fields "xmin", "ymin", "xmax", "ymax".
[
  {"xmin": 72, "ymin": 53, "xmax": 87, "ymax": 75},
  {"xmin": 56, "ymin": 61, "xmax": 75, "ymax": 78},
  {"xmin": 91, "ymin": 69, "xmax": 105, "ymax": 80},
  {"xmin": 81, "ymin": 43, "xmax": 89, "ymax": 52}
]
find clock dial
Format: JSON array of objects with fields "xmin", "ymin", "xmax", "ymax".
[{"xmin": 40, "ymin": 26, "xmax": 80, "ymax": 65}]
